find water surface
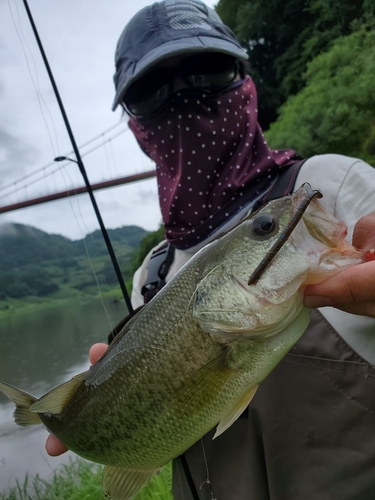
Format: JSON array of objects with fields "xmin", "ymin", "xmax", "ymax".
[{"xmin": 0, "ymin": 296, "xmax": 127, "ymax": 492}]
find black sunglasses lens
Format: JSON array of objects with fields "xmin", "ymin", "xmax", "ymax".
[
  {"xmin": 183, "ymin": 54, "xmax": 238, "ymax": 90},
  {"xmin": 124, "ymin": 70, "xmax": 172, "ymax": 116},
  {"xmin": 123, "ymin": 54, "xmax": 239, "ymax": 117}
]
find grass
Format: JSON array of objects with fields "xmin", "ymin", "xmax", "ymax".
[{"xmin": 0, "ymin": 458, "xmax": 173, "ymax": 500}]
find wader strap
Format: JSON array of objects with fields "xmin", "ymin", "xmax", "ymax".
[
  {"xmin": 251, "ymin": 159, "xmax": 307, "ymax": 213},
  {"xmin": 180, "ymin": 454, "xmax": 201, "ymax": 500},
  {"xmin": 141, "ymin": 241, "xmax": 176, "ymax": 303}
]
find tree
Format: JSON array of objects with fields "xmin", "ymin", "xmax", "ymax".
[
  {"xmin": 265, "ymin": 28, "xmax": 375, "ymax": 164},
  {"xmin": 131, "ymin": 225, "xmax": 165, "ymax": 272},
  {"xmin": 33, "ymin": 279, "xmax": 59, "ymax": 296},
  {"xmin": 7, "ymin": 282, "xmax": 31, "ymax": 299},
  {"xmin": 216, "ymin": 0, "xmax": 374, "ymax": 129},
  {"xmin": 102, "ymin": 261, "xmax": 118, "ymax": 285}
]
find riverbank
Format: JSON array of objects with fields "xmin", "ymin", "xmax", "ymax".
[{"xmin": 0, "ymin": 285, "xmax": 127, "ymax": 321}]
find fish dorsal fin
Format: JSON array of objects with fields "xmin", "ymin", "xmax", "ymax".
[
  {"xmin": 102, "ymin": 465, "xmax": 157, "ymax": 500},
  {"xmin": 108, "ymin": 305, "xmax": 145, "ymax": 347},
  {"xmin": 105, "ymin": 304, "xmax": 148, "ymax": 361},
  {"xmin": 213, "ymin": 384, "xmax": 259, "ymax": 439},
  {"xmin": 30, "ymin": 371, "xmax": 87, "ymax": 415},
  {"xmin": 0, "ymin": 381, "xmax": 41, "ymax": 426}
]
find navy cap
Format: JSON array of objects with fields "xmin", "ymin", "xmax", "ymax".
[{"xmin": 112, "ymin": 0, "xmax": 248, "ymax": 110}]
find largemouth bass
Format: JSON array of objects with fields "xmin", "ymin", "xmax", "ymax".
[{"xmin": 0, "ymin": 184, "xmax": 369, "ymax": 499}]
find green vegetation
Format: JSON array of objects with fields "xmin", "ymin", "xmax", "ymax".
[
  {"xmin": 0, "ymin": 223, "xmax": 148, "ymax": 314},
  {"xmin": 0, "ymin": 222, "xmax": 168, "ymax": 319},
  {"xmin": 265, "ymin": 27, "xmax": 375, "ymax": 163},
  {"xmin": 216, "ymin": 0, "xmax": 375, "ymax": 130},
  {"xmin": 0, "ymin": 459, "xmax": 172, "ymax": 500}
]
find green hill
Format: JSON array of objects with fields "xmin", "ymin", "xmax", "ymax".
[{"xmin": 0, "ymin": 223, "xmax": 147, "ymax": 302}]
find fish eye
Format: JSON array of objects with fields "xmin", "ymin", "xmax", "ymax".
[{"xmin": 250, "ymin": 214, "xmax": 279, "ymax": 240}]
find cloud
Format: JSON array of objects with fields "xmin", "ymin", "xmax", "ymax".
[
  {"xmin": 135, "ymin": 187, "xmax": 159, "ymax": 204},
  {"xmin": 0, "ymin": 222, "xmax": 17, "ymax": 236},
  {"xmin": 0, "ymin": 127, "xmax": 37, "ymax": 185}
]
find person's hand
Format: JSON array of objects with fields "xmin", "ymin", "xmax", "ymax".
[
  {"xmin": 45, "ymin": 343, "xmax": 108, "ymax": 456},
  {"xmin": 304, "ymin": 212, "xmax": 375, "ymax": 318}
]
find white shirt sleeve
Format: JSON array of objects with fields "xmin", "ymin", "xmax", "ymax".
[{"xmin": 295, "ymin": 153, "xmax": 375, "ymax": 241}]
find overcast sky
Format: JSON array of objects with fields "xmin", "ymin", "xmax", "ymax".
[{"xmin": 0, "ymin": 0, "xmax": 217, "ymax": 240}]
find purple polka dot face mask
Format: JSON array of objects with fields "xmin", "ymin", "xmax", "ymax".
[{"xmin": 129, "ymin": 77, "xmax": 297, "ymax": 249}]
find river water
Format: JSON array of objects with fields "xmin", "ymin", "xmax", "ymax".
[{"xmin": 0, "ymin": 296, "xmax": 127, "ymax": 493}]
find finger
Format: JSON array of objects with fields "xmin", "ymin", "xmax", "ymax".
[
  {"xmin": 305, "ymin": 261, "xmax": 375, "ymax": 304},
  {"xmin": 89, "ymin": 343, "xmax": 108, "ymax": 364},
  {"xmin": 46, "ymin": 434, "xmax": 68, "ymax": 456},
  {"xmin": 304, "ymin": 261, "xmax": 375, "ymax": 316},
  {"xmin": 352, "ymin": 212, "xmax": 375, "ymax": 249},
  {"xmin": 46, "ymin": 344, "xmax": 108, "ymax": 458}
]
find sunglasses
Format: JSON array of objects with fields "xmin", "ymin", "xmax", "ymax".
[{"xmin": 122, "ymin": 53, "xmax": 240, "ymax": 118}]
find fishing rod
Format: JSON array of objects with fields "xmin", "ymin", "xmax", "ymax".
[{"xmin": 21, "ymin": 0, "xmax": 134, "ymax": 316}]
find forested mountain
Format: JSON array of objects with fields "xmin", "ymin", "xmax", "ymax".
[
  {"xmin": 0, "ymin": 223, "xmax": 147, "ymax": 300},
  {"xmin": 216, "ymin": 0, "xmax": 375, "ymax": 131}
]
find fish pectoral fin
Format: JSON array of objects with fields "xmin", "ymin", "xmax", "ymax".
[
  {"xmin": 213, "ymin": 384, "xmax": 259, "ymax": 439},
  {"xmin": 0, "ymin": 381, "xmax": 41, "ymax": 426},
  {"xmin": 30, "ymin": 371, "xmax": 87, "ymax": 415},
  {"xmin": 173, "ymin": 353, "xmax": 237, "ymax": 413},
  {"xmin": 102, "ymin": 465, "xmax": 158, "ymax": 500}
]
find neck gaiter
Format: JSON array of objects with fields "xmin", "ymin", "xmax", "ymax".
[{"xmin": 129, "ymin": 76, "xmax": 298, "ymax": 249}]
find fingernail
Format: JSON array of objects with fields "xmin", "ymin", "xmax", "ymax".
[{"xmin": 304, "ymin": 295, "xmax": 332, "ymax": 308}]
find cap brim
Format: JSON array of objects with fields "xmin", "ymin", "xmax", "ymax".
[{"xmin": 112, "ymin": 36, "xmax": 248, "ymax": 111}]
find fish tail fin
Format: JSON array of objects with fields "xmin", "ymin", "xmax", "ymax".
[{"xmin": 0, "ymin": 381, "xmax": 41, "ymax": 426}]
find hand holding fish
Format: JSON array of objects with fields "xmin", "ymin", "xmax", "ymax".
[{"xmin": 304, "ymin": 211, "xmax": 375, "ymax": 317}]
